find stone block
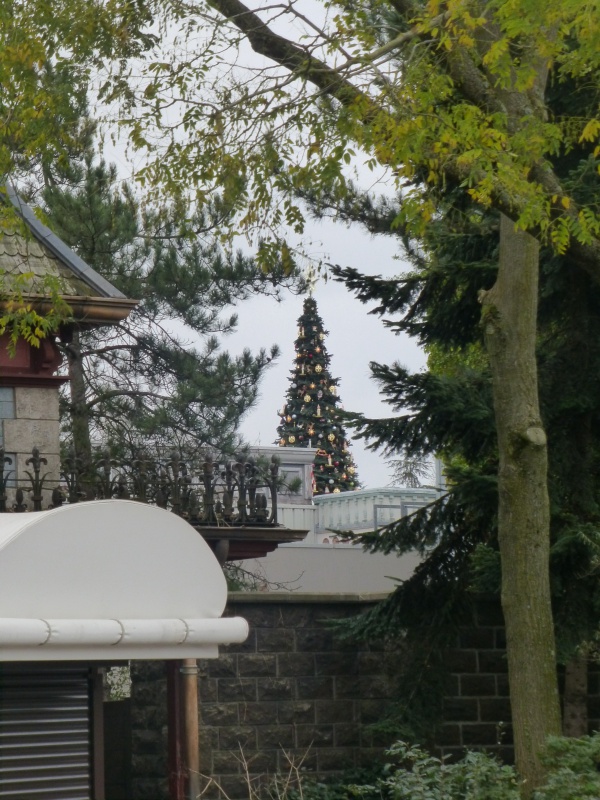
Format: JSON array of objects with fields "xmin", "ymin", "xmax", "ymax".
[
  {"xmin": 479, "ymin": 698, "xmax": 512, "ymax": 722},
  {"xmin": 257, "ymin": 724, "xmax": 296, "ymax": 749},
  {"xmin": 131, "ymin": 704, "xmax": 166, "ymax": 730},
  {"xmin": 445, "ymin": 674, "xmax": 460, "ymax": 696},
  {"xmin": 495, "ymin": 628, "xmax": 507, "ymax": 648},
  {"xmin": 355, "ymin": 675, "xmax": 394, "ymax": 700},
  {"xmin": 238, "ymin": 653, "xmax": 277, "ymax": 678},
  {"xmin": 458, "ymin": 628, "xmax": 495, "ymax": 649},
  {"xmin": 4, "ymin": 419, "xmax": 60, "ymax": 455},
  {"xmin": 211, "ymin": 750, "xmax": 243, "ymax": 775},
  {"xmin": 256, "ymin": 677, "xmax": 294, "ymax": 702},
  {"xmin": 234, "ymin": 604, "xmax": 280, "ymax": 628},
  {"xmin": 478, "ymin": 650, "xmax": 509, "ymax": 674},
  {"xmin": 200, "ymin": 678, "xmax": 218, "ymax": 703},
  {"xmin": 257, "ymin": 628, "xmax": 295, "ymax": 652},
  {"xmin": 296, "ymin": 676, "xmax": 334, "ymax": 700},
  {"xmin": 278, "ymin": 605, "xmax": 315, "ymax": 628},
  {"xmin": 131, "ymin": 680, "xmax": 166, "ymax": 706},
  {"xmin": 240, "ymin": 701, "xmax": 278, "ymax": 725},
  {"xmin": 278, "ymin": 701, "xmax": 315, "ymax": 725},
  {"xmin": 443, "ymin": 649, "xmax": 478, "ymax": 673},
  {"xmin": 296, "ymin": 724, "xmax": 334, "ymax": 747},
  {"xmin": 201, "ymin": 726, "xmax": 220, "ymax": 750},
  {"xmin": 131, "ymin": 752, "xmax": 167, "ymax": 775},
  {"xmin": 219, "ymin": 725, "xmax": 257, "ymax": 750},
  {"xmin": 461, "ymin": 723, "xmax": 498, "ymax": 746},
  {"xmin": 315, "ymin": 653, "xmax": 359, "ymax": 677},
  {"xmin": 277, "ymin": 748, "xmax": 318, "ymax": 773},
  {"xmin": 437, "ymin": 724, "xmax": 461, "ymax": 746},
  {"xmin": 224, "ymin": 629, "xmax": 257, "ymax": 654},
  {"xmin": 496, "ymin": 674, "xmax": 510, "ymax": 696},
  {"xmin": 460, "ymin": 675, "xmax": 497, "ymax": 697},
  {"xmin": 208, "ymin": 655, "xmax": 238, "ymax": 678},
  {"xmin": 334, "ymin": 723, "xmax": 360, "ymax": 747},
  {"xmin": 218, "ymin": 678, "xmax": 257, "ymax": 703},
  {"xmin": 277, "ymin": 652, "xmax": 315, "ymax": 677},
  {"xmin": 201, "ymin": 703, "xmax": 239, "ymax": 726},
  {"xmin": 244, "ymin": 749, "xmax": 279, "ymax": 774},
  {"xmin": 316, "ymin": 700, "xmax": 356, "ymax": 724},
  {"xmin": 131, "ymin": 660, "xmax": 166, "ymax": 681},
  {"xmin": 132, "ymin": 777, "xmax": 169, "ymax": 800},
  {"xmin": 443, "ymin": 698, "xmax": 478, "ymax": 722},
  {"xmin": 131, "ymin": 729, "xmax": 163, "ymax": 756},
  {"xmin": 15, "ymin": 386, "xmax": 60, "ymax": 420},
  {"xmin": 296, "ymin": 629, "xmax": 334, "ymax": 652},
  {"xmin": 357, "ymin": 652, "xmax": 384, "ymax": 675}
]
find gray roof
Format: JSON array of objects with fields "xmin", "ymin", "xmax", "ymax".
[{"xmin": 0, "ymin": 186, "xmax": 126, "ymax": 299}]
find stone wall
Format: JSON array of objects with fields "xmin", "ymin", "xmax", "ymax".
[
  {"xmin": 437, "ymin": 600, "xmax": 600, "ymax": 763},
  {"xmin": 199, "ymin": 593, "xmax": 398, "ymax": 798},
  {"xmin": 130, "ymin": 593, "xmax": 397, "ymax": 800},
  {"xmin": 129, "ymin": 594, "xmax": 600, "ymax": 800}
]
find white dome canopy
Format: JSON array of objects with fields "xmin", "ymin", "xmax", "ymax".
[{"xmin": 0, "ymin": 500, "xmax": 248, "ymax": 660}]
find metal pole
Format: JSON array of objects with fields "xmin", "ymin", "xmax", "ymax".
[
  {"xmin": 167, "ymin": 661, "xmax": 185, "ymax": 800},
  {"xmin": 181, "ymin": 659, "xmax": 200, "ymax": 800}
]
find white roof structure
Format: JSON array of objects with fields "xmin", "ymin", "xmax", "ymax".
[{"xmin": 0, "ymin": 500, "xmax": 248, "ymax": 661}]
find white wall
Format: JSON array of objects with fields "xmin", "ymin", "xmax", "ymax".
[{"xmin": 240, "ymin": 543, "xmax": 420, "ymax": 594}]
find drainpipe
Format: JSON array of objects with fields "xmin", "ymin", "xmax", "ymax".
[{"xmin": 181, "ymin": 659, "xmax": 200, "ymax": 800}]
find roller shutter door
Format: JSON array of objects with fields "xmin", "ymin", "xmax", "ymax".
[{"xmin": 0, "ymin": 664, "xmax": 92, "ymax": 799}]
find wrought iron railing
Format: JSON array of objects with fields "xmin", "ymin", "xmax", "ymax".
[{"xmin": 0, "ymin": 447, "xmax": 280, "ymax": 527}]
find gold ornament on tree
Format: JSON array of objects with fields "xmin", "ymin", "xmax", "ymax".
[
  {"xmin": 304, "ymin": 394, "xmax": 311, "ymax": 402},
  {"xmin": 328, "ymin": 433, "xmax": 335, "ymax": 442},
  {"xmin": 315, "ymin": 365, "xmax": 323, "ymax": 373},
  {"xmin": 288, "ymin": 435, "xmax": 296, "ymax": 443}
]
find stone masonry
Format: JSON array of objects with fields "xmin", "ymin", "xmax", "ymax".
[
  {"xmin": 130, "ymin": 594, "xmax": 600, "ymax": 800},
  {"xmin": 130, "ymin": 593, "xmax": 397, "ymax": 800}
]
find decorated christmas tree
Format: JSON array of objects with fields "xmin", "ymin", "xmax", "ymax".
[{"xmin": 276, "ymin": 296, "xmax": 360, "ymax": 494}]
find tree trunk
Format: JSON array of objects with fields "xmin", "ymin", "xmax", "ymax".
[
  {"xmin": 481, "ymin": 215, "xmax": 562, "ymax": 797},
  {"xmin": 66, "ymin": 330, "xmax": 94, "ymax": 491}
]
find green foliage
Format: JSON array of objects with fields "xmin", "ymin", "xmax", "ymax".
[
  {"xmin": 42, "ymin": 150, "xmax": 302, "ymax": 454},
  {"xmin": 0, "ymin": 269, "xmax": 72, "ymax": 353},
  {"xmin": 276, "ymin": 296, "xmax": 360, "ymax": 494},
  {"xmin": 286, "ymin": 736, "xmax": 600, "ymax": 800},
  {"xmin": 535, "ymin": 735, "xmax": 600, "ymax": 799},
  {"xmin": 0, "ymin": 0, "xmax": 155, "ymax": 188}
]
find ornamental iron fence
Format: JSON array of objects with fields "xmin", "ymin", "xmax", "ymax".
[{"xmin": 0, "ymin": 446, "xmax": 280, "ymax": 527}]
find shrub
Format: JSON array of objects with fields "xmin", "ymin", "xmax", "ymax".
[{"xmin": 290, "ymin": 735, "xmax": 600, "ymax": 800}]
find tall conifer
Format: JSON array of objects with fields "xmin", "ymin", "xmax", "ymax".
[{"xmin": 276, "ymin": 297, "xmax": 359, "ymax": 494}]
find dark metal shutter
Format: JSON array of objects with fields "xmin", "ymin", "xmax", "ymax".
[{"xmin": 0, "ymin": 664, "xmax": 92, "ymax": 800}]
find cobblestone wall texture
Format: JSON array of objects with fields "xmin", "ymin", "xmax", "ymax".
[
  {"xmin": 199, "ymin": 595, "xmax": 398, "ymax": 799},
  {"xmin": 130, "ymin": 595, "xmax": 600, "ymax": 800}
]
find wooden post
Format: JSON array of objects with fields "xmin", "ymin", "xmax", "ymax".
[
  {"xmin": 167, "ymin": 661, "xmax": 185, "ymax": 800},
  {"xmin": 181, "ymin": 659, "xmax": 200, "ymax": 800}
]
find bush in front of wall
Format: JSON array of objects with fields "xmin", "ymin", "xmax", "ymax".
[{"xmin": 282, "ymin": 736, "xmax": 600, "ymax": 800}]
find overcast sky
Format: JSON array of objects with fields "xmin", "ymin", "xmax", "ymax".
[{"xmin": 226, "ymin": 216, "xmax": 426, "ymax": 489}]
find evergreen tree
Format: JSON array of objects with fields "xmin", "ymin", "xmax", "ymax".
[
  {"xmin": 276, "ymin": 296, "xmax": 359, "ymax": 494},
  {"xmin": 41, "ymin": 152, "xmax": 302, "ymax": 464}
]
